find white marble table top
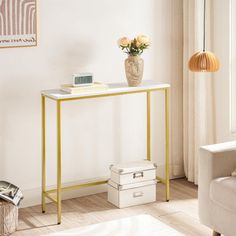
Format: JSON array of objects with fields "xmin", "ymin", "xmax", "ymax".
[{"xmin": 41, "ymin": 80, "xmax": 170, "ymax": 100}]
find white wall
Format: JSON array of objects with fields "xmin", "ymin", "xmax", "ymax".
[{"xmin": 0, "ymin": 0, "xmax": 183, "ymax": 207}]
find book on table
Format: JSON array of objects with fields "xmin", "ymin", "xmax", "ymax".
[{"xmin": 61, "ymin": 82, "xmax": 108, "ymax": 94}]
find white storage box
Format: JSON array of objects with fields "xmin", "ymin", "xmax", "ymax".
[
  {"xmin": 108, "ymin": 179, "xmax": 156, "ymax": 208},
  {"xmin": 110, "ymin": 161, "xmax": 156, "ymax": 185}
]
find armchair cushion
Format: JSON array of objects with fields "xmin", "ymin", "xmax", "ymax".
[{"xmin": 210, "ymin": 176, "xmax": 236, "ymax": 213}]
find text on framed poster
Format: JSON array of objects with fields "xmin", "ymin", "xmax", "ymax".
[{"xmin": 0, "ymin": 0, "xmax": 37, "ymax": 48}]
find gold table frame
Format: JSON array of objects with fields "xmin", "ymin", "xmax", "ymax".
[{"xmin": 41, "ymin": 84, "xmax": 170, "ymax": 224}]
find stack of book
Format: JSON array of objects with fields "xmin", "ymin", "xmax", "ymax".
[{"xmin": 61, "ymin": 82, "xmax": 108, "ymax": 94}]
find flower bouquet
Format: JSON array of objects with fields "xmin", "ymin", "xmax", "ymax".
[{"xmin": 118, "ymin": 35, "xmax": 150, "ymax": 86}]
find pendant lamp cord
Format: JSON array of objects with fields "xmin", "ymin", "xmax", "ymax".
[{"xmin": 203, "ymin": 0, "xmax": 206, "ymax": 52}]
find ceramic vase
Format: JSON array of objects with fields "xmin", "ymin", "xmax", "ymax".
[{"xmin": 125, "ymin": 55, "xmax": 144, "ymax": 87}]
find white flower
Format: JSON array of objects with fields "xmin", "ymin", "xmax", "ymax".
[
  {"xmin": 136, "ymin": 35, "xmax": 150, "ymax": 46},
  {"xmin": 118, "ymin": 37, "xmax": 130, "ymax": 47}
]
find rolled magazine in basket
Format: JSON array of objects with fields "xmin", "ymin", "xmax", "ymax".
[{"xmin": 0, "ymin": 181, "xmax": 23, "ymax": 206}]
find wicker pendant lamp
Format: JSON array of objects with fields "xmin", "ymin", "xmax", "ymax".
[{"xmin": 188, "ymin": 0, "xmax": 220, "ymax": 72}]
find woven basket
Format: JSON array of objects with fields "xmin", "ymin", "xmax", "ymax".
[{"xmin": 0, "ymin": 200, "xmax": 18, "ymax": 236}]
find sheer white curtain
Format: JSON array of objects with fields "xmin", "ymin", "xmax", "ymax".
[{"xmin": 183, "ymin": 0, "xmax": 216, "ymax": 184}]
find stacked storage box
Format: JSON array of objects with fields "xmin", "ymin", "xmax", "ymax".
[{"xmin": 108, "ymin": 160, "xmax": 157, "ymax": 208}]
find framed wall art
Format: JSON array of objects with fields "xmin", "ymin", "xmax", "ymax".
[{"xmin": 0, "ymin": 0, "xmax": 37, "ymax": 48}]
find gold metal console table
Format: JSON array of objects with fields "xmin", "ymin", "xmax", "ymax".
[{"xmin": 41, "ymin": 80, "xmax": 170, "ymax": 224}]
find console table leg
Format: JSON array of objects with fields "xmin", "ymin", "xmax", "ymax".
[
  {"xmin": 147, "ymin": 91, "xmax": 151, "ymax": 161},
  {"xmin": 57, "ymin": 101, "xmax": 62, "ymax": 224},
  {"xmin": 165, "ymin": 88, "xmax": 170, "ymax": 201},
  {"xmin": 42, "ymin": 95, "xmax": 46, "ymax": 213}
]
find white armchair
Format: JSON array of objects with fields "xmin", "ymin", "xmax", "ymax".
[{"xmin": 199, "ymin": 141, "xmax": 236, "ymax": 236}]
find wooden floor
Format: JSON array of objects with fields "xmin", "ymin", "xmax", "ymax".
[{"xmin": 13, "ymin": 179, "xmax": 212, "ymax": 236}]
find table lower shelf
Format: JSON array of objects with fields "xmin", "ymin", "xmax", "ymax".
[{"xmin": 43, "ymin": 176, "xmax": 169, "ymax": 206}]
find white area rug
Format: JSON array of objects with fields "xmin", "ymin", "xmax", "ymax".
[{"xmin": 46, "ymin": 214, "xmax": 183, "ymax": 236}]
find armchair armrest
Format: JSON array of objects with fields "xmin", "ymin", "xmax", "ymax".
[
  {"xmin": 199, "ymin": 141, "xmax": 236, "ymax": 226},
  {"xmin": 200, "ymin": 141, "xmax": 236, "ymax": 181}
]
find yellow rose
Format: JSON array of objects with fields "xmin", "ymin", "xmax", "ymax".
[
  {"xmin": 135, "ymin": 40, "xmax": 141, "ymax": 47},
  {"xmin": 118, "ymin": 37, "xmax": 130, "ymax": 47},
  {"xmin": 136, "ymin": 35, "xmax": 150, "ymax": 46}
]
